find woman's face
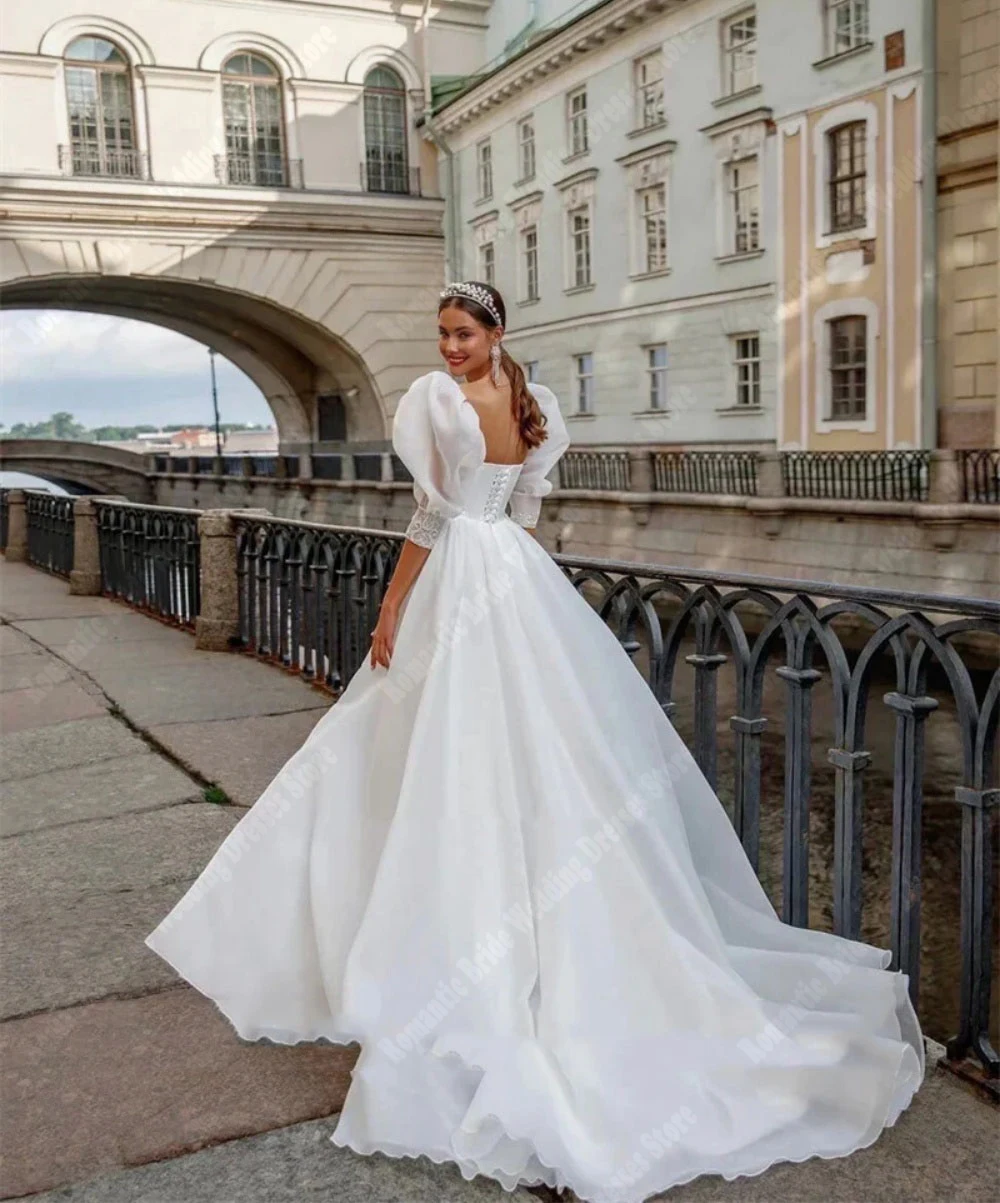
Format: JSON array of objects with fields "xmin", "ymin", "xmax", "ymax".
[{"xmin": 437, "ymin": 304, "xmax": 499, "ymax": 378}]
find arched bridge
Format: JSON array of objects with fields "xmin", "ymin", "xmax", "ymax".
[{"xmin": 0, "ymin": 439, "xmax": 153, "ymax": 498}]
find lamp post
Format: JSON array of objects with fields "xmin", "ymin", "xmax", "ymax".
[{"xmin": 208, "ymin": 347, "xmax": 222, "ymax": 456}]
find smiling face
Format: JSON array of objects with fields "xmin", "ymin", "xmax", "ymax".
[{"xmin": 437, "ymin": 301, "xmax": 501, "ymax": 379}]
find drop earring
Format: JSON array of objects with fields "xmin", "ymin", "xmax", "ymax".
[{"xmin": 490, "ymin": 342, "xmax": 502, "ymax": 387}]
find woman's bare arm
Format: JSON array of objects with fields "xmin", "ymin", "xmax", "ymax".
[{"xmin": 369, "ymin": 538, "xmax": 431, "ymax": 669}]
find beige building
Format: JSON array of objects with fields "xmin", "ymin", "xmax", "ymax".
[{"xmin": 937, "ymin": 0, "xmax": 999, "ymax": 447}]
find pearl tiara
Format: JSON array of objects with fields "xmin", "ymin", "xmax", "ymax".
[{"xmin": 439, "ymin": 281, "xmax": 503, "ymax": 327}]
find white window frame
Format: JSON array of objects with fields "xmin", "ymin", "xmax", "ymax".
[
  {"xmin": 520, "ymin": 224, "xmax": 539, "ymax": 302},
  {"xmin": 567, "ymin": 204, "xmax": 593, "ymax": 289},
  {"xmin": 478, "ymin": 239, "xmax": 495, "ymax": 286},
  {"xmin": 730, "ymin": 332, "xmax": 761, "ymax": 409},
  {"xmin": 517, "ymin": 115, "xmax": 536, "ymax": 181},
  {"xmin": 645, "ymin": 344, "xmax": 669, "ymax": 411},
  {"xmin": 634, "ymin": 51, "xmax": 665, "ymax": 130},
  {"xmin": 567, "ymin": 87, "xmax": 589, "ymax": 157},
  {"xmin": 574, "ymin": 352, "xmax": 594, "ymax": 414},
  {"xmin": 638, "ymin": 182, "xmax": 669, "ymax": 273},
  {"xmin": 720, "ymin": 8, "xmax": 757, "ymax": 97},
  {"xmin": 813, "ymin": 100, "xmax": 877, "ymax": 248},
  {"xmin": 724, "ymin": 153, "xmax": 761, "ymax": 255},
  {"xmin": 825, "ymin": 0, "xmax": 870, "ymax": 57},
  {"xmin": 476, "ymin": 137, "xmax": 493, "ymax": 200},
  {"xmin": 813, "ymin": 297, "xmax": 879, "ymax": 433}
]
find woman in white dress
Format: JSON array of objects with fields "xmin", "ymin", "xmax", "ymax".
[{"xmin": 145, "ymin": 281, "xmax": 924, "ymax": 1203}]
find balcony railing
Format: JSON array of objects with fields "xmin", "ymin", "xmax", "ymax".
[
  {"xmin": 960, "ymin": 449, "xmax": 1000, "ymax": 504},
  {"xmin": 782, "ymin": 450, "xmax": 932, "ymax": 502},
  {"xmin": 652, "ymin": 450, "xmax": 758, "ymax": 496},
  {"xmin": 360, "ymin": 160, "xmax": 421, "ymax": 196},
  {"xmin": 559, "ymin": 450, "xmax": 632, "ymax": 491},
  {"xmin": 58, "ymin": 144, "xmax": 149, "ymax": 180},
  {"xmin": 214, "ymin": 153, "xmax": 304, "ymax": 189}
]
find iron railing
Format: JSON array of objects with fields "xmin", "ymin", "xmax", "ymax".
[
  {"xmin": 94, "ymin": 501, "xmax": 201, "ymax": 629},
  {"xmin": 559, "ymin": 450, "xmax": 631, "ymax": 491},
  {"xmin": 58, "ymin": 144, "xmax": 149, "ymax": 180},
  {"xmin": 214, "ymin": 153, "xmax": 304, "ymax": 189},
  {"xmin": 960, "ymin": 449, "xmax": 1000, "ymax": 504},
  {"xmin": 25, "ymin": 492, "xmax": 75, "ymax": 577},
  {"xmin": 230, "ymin": 513, "xmax": 998, "ymax": 1078},
  {"xmin": 360, "ymin": 160, "xmax": 421, "ymax": 196},
  {"xmin": 782, "ymin": 450, "xmax": 932, "ymax": 501},
  {"xmin": 653, "ymin": 451, "xmax": 759, "ymax": 496}
]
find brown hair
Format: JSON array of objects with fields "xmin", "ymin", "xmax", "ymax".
[{"xmin": 437, "ymin": 282, "xmax": 549, "ymax": 451}]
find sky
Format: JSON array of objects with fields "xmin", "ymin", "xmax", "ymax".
[{"xmin": 0, "ymin": 310, "xmax": 273, "ymax": 432}]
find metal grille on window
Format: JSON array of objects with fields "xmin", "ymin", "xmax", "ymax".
[
  {"xmin": 364, "ymin": 66, "xmax": 409, "ymax": 194},
  {"xmin": 829, "ymin": 122, "xmax": 866, "ymax": 232},
  {"xmin": 222, "ymin": 53, "xmax": 287, "ymax": 187},
  {"xmin": 829, "ymin": 316, "xmax": 867, "ymax": 419},
  {"xmin": 64, "ymin": 37, "xmax": 140, "ymax": 178}
]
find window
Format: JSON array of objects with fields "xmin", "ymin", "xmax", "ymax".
[
  {"xmin": 721, "ymin": 10, "xmax": 757, "ymax": 96},
  {"xmin": 732, "ymin": 334, "xmax": 760, "ymax": 407},
  {"xmin": 476, "ymin": 139, "xmax": 493, "ymax": 200},
  {"xmin": 828, "ymin": 121, "xmax": 866, "ymax": 232},
  {"xmin": 826, "ymin": 0, "xmax": 869, "ymax": 55},
  {"xmin": 567, "ymin": 87, "xmax": 588, "ymax": 156},
  {"xmin": 726, "ymin": 156, "xmax": 760, "ymax": 253},
  {"xmin": 517, "ymin": 116, "xmax": 536, "ymax": 181},
  {"xmin": 479, "ymin": 241, "xmax": 495, "ymax": 287},
  {"xmin": 521, "ymin": 225, "xmax": 539, "ymax": 301},
  {"xmin": 363, "ymin": 65, "xmax": 409, "ymax": 193},
  {"xmin": 575, "ymin": 353, "xmax": 594, "ymax": 414},
  {"xmin": 569, "ymin": 206, "xmax": 592, "ymax": 288},
  {"xmin": 828, "ymin": 316, "xmax": 867, "ymax": 419},
  {"xmin": 634, "ymin": 52, "xmax": 665, "ymax": 129},
  {"xmin": 63, "ymin": 37, "xmax": 140, "ymax": 178},
  {"xmin": 639, "ymin": 183, "xmax": 668, "ymax": 272},
  {"xmin": 646, "ymin": 345, "xmax": 668, "ymax": 410},
  {"xmin": 525, "ymin": 360, "xmax": 540, "ymax": 383},
  {"xmin": 221, "ymin": 53, "xmax": 287, "ymax": 186}
]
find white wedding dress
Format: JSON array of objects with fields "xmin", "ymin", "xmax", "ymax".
[{"xmin": 146, "ymin": 371, "xmax": 924, "ymax": 1203}]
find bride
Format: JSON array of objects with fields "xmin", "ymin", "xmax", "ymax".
[{"xmin": 145, "ymin": 281, "xmax": 924, "ymax": 1202}]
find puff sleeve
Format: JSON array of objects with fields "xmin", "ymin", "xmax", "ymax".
[
  {"xmin": 508, "ymin": 383, "xmax": 571, "ymax": 529},
  {"xmin": 392, "ymin": 372, "xmax": 482, "ymax": 548}
]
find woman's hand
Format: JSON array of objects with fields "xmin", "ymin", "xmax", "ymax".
[{"xmin": 369, "ymin": 599, "xmax": 400, "ymax": 669}]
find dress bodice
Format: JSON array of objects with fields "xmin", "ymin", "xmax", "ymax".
[{"xmin": 463, "ymin": 462, "xmax": 524, "ymax": 523}]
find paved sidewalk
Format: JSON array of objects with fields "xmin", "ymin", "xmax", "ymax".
[{"xmin": 1, "ymin": 558, "xmax": 996, "ymax": 1202}]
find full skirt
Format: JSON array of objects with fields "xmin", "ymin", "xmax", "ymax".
[{"xmin": 145, "ymin": 514, "xmax": 924, "ymax": 1203}]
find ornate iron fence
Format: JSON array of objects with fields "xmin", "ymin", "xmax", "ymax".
[
  {"xmin": 25, "ymin": 492, "xmax": 75, "ymax": 577},
  {"xmin": 559, "ymin": 450, "xmax": 631, "ymax": 491},
  {"xmin": 653, "ymin": 451, "xmax": 759, "ymax": 496},
  {"xmin": 782, "ymin": 450, "xmax": 932, "ymax": 501},
  {"xmin": 58, "ymin": 144, "xmax": 149, "ymax": 180},
  {"xmin": 94, "ymin": 501, "xmax": 201, "ymax": 628},
  {"xmin": 213, "ymin": 153, "xmax": 304, "ymax": 189},
  {"xmin": 959, "ymin": 449, "xmax": 1000, "ymax": 504}
]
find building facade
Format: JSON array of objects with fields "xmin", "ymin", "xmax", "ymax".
[{"xmin": 430, "ymin": 0, "xmax": 931, "ymax": 449}]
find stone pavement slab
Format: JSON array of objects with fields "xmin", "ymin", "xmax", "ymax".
[
  {"xmin": 1, "ymin": 750, "xmax": 201, "ymax": 835},
  {"xmin": 0, "ymin": 651, "xmax": 73, "ymax": 691},
  {"xmin": 0, "ymin": 987, "xmax": 355, "ymax": 1199},
  {"xmin": 0, "ymin": 714, "xmax": 147, "ymax": 782},
  {"xmin": 0, "ymin": 678, "xmax": 107, "ymax": 734}
]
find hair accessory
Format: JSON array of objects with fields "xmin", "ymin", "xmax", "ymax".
[{"xmin": 440, "ymin": 281, "xmax": 503, "ymax": 328}]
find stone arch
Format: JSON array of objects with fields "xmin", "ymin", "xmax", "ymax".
[
  {"xmin": 199, "ymin": 32, "xmax": 305, "ymax": 79},
  {"xmin": 39, "ymin": 15, "xmax": 156, "ymax": 65},
  {"xmin": 346, "ymin": 45, "xmax": 423, "ymax": 91}
]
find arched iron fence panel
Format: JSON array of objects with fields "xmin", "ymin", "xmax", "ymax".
[{"xmin": 25, "ymin": 491, "xmax": 75, "ymax": 577}]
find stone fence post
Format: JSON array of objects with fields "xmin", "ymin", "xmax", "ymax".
[
  {"xmin": 3, "ymin": 490, "xmax": 28, "ymax": 561},
  {"xmin": 756, "ymin": 452, "xmax": 785, "ymax": 499},
  {"xmin": 628, "ymin": 448, "xmax": 655, "ymax": 493},
  {"xmin": 927, "ymin": 449, "xmax": 962, "ymax": 505},
  {"xmin": 68, "ymin": 494, "xmax": 131, "ymax": 594},
  {"xmin": 195, "ymin": 507, "xmax": 271, "ymax": 651}
]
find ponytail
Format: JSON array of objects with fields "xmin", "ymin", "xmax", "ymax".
[{"xmin": 500, "ymin": 347, "xmax": 549, "ymax": 451}]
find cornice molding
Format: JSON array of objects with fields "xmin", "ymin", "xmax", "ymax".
[
  {"xmin": 554, "ymin": 165, "xmax": 599, "ymax": 191},
  {"xmin": 615, "ymin": 138, "xmax": 677, "ymax": 167},
  {"xmin": 434, "ymin": 0, "xmax": 681, "ymax": 135}
]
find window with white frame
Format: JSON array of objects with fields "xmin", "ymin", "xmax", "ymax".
[
  {"xmin": 569, "ymin": 205, "xmax": 592, "ymax": 288},
  {"xmin": 567, "ymin": 87, "xmax": 588, "ymax": 156},
  {"xmin": 521, "ymin": 225, "xmax": 539, "ymax": 301},
  {"xmin": 638, "ymin": 183, "xmax": 668, "ymax": 273},
  {"xmin": 64, "ymin": 37, "xmax": 140, "ymax": 179},
  {"xmin": 525, "ymin": 360, "xmax": 539, "ymax": 383},
  {"xmin": 646, "ymin": 344, "xmax": 668, "ymax": 410},
  {"xmin": 826, "ymin": 0, "xmax": 869, "ymax": 56},
  {"xmin": 721, "ymin": 9, "xmax": 757, "ymax": 96},
  {"xmin": 828, "ymin": 121, "xmax": 866, "ymax": 232},
  {"xmin": 478, "ymin": 240, "xmax": 495, "ymax": 286},
  {"xmin": 476, "ymin": 138, "xmax": 493, "ymax": 200},
  {"xmin": 575, "ymin": 353, "xmax": 594, "ymax": 413},
  {"xmin": 517, "ymin": 116, "xmax": 536, "ymax": 181},
  {"xmin": 725, "ymin": 155, "xmax": 760, "ymax": 253},
  {"xmin": 732, "ymin": 334, "xmax": 760, "ymax": 407},
  {"xmin": 828, "ymin": 315, "xmax": 867, "ymax": 419},
  {"xmin": 634, "ymin": 52, "xmax": 665, "ymax": 129}
]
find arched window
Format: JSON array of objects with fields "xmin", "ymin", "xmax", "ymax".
[
  {"xmin": 363, "ymin": 66, "xmax": 410, "ymax": 194},
  {"xmin": 63, "ymin": 37, "xmax": 141, "ymax": 178},
  {"xmin": 220, "ymin": 53, "xmax": 288, "ymax": 186}
]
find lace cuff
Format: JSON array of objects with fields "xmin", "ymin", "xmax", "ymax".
[
  {"xmin": 404, "ymin": 502, "xmax": 448, "ymax": 548},
  {"xmin": 509, "ymin": 492, "xmax": 542, "ymax": 529}
]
